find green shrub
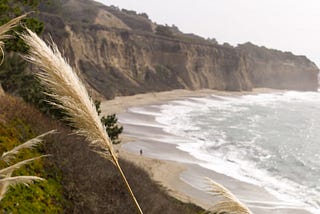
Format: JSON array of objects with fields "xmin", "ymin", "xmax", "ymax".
[
  {"xmin": 95, "ymin": 101, "xmax": 123, "ymax": 144},
  {"xmin": 155, "ymin": 25, "xmax": 174, "ymax": 38},
  {"xmin": 155, "ymin": 64, "xmax": 171, "ymax": 78}
]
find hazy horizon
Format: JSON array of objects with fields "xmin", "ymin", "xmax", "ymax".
[{"xmin": 95, "ymin": 0, "xmax": 320, "ymax": 68}]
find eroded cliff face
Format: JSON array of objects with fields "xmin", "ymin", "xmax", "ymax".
[
  {"xmin": 237, "ymin": 43, "xmax": 319, "ymax": 91},
  {"xmin": 39, "ymin": 0, "xmax": 318, "ymax": 99},
  {"xmin": 73, "ymin": 29, "xmax": 254, "ymax": 98}
]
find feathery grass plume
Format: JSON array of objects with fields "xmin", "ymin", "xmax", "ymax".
[
  {"xmin": 0, "ymin": 172, "xmax": 12, "ymax": 201},
  {"xmin": 1, "ymin": 130, "xmax": 55, "ymax": 163},
  {"xmin": 0, "ymin": 158, "xmax": 46, "ymax": 201},
  {"xmin": 0, "ymin": 156, "xmax": 47, "ymax": 176},
  {"xmin": 0, "ymin": 176, "xmax": 44, "ymax": 186},
  {"xmin": 0, "ymin": 14, "xmax": 27, "ymax": 64},
  {"xmin": 206, "ymin": 177, "xmax": 252, "ymax": 214},
  {"xmin": 0, "ymin": 176, "xmax": 44, "ymax": 201},
  {"xmin": 21, "ymin": 28, "xmax": 143, "ymax": 213}
]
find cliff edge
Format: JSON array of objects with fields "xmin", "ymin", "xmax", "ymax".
[{"xmin": 38, "ymin": 0, "xmax": 319, "ymax": 99}]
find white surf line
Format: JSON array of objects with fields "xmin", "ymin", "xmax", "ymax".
[
  {"xmin": 242, "ymin": 199, "xmax": 306, "ymax": 209},
  {"xmin": 242, "ymin": 199, "xmax": 304, "ymax": 206},
  {"xmin": 248, "ymin": 205, "xmax": 308, "ymax": 211}
]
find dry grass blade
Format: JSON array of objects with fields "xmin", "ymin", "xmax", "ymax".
[
  {"xmin": 208, "ymin": 201, "xmax": 252, "ymax": 214},
  {"xmin": 0, "ymin": 155, "xmax": 48, "ymax": 176},
  {"xmin": 1, "ymin": 130, "xmax": 55, "ymax": 163},
  {"xmin": 0, "ymin": 156, "xmax": 47, "ymax": 201},
  {"xmin": 206, "ymin": 177, "xmax": 252, "ymax": 214},
  {"xmin": 0, "ymin": 173, "xmax": 12, "ymax": 201},
  {"xmin": 0, "ymin": 14, "xmax": 27, "ymax": 64},
  {"xmin": 21, "ymin": 29, "xmax": 143, "ymax": 213},
  {"xmin": 0, "ymin": 175, "xmax": 44, "ymax": 201},
  {"xmin": 0, "ymin": 176, "xmax": 44, "ymax": 187},
  {"xmin": 0, "ymin": 14, "xmax": 27, "ymax": 39},
  {"xmin": 207, "ymin": 177, "xmax": 239, "ymax": 202}
]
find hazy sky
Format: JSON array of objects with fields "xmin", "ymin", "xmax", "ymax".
[{"xmin": 95, "ymin": 0, "xmax": 320, "ymax": 66}]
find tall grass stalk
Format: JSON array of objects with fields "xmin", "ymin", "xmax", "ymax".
[
  {"xmin": 21, "ymin": 28, "xmax": 143, "ymax": 213},
  {"xmin": 0, "ymin": 156, "xmax": 46, "ymax": 175},
  {"xmin": 206, "ymin": 177, "xmax": 252, "ymax": 214}
]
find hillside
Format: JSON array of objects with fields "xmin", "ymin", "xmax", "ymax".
[
  {"xmin": 0, "ymin": 94, "xmax": 203, "ymax": 213},
  {"xmin": 38, "ymin": 0, "xmax": 318, "ymax": 99}
]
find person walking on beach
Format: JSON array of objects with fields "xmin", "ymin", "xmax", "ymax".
[{"xmin": 140, "ymin": 149, "xmax": 143, "ymax": 155}]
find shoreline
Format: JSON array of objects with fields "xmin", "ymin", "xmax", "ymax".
[
  {"xmin": 101, "ymin": 89, "xmax": 312, "ymax": 214},
  {"xmin": 100, "ymin": 88, "xmax": 283, "ymax": 115}
]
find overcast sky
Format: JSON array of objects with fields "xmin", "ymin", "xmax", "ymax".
[{"xmin": 95, "ymin": 0, "xmax": 320, "ymax": 67}]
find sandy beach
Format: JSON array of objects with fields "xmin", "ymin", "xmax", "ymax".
[{"xmin": 101, "ymin": 89, "xmax": 312, "ymax": 214}]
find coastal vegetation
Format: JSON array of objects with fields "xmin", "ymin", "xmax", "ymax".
[
  {"xmin": 0, "ymin": 94, "xmax": 205, "ymax": 213},
  {"xmin": 95, "ymin": 100, "xmax": 123, "ymax": 145},
  {"xmin": 0, "ymin": 0, "xmax": 59, "ymax": 119},
  {"xmin": 155, "ymin": 25, "xmax": 174, "ymax": 37},
  {"xmin": 0, "ymin": 14, "xmax": 66, "ymax": 212},
  {"xmin": 0, "ymin": 94, "xmax": 66, "ymax": 212}
]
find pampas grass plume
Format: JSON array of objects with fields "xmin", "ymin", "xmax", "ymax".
[
  {"xmin": 0, "ymin": 156, "xmax": 47, "ymax": 176},
  {"xmin": 21, "ymin": 29, "xmax": 116, "ymax": 161},
  {"xmin": 206, "ymin": 177, "xmax": 252, "ymax": 214},
  {"xmin": 21, "ymin": 28, "xmax": 143, "ymax": 213},
  {"xmin": 0, "ymin": 176, "xmax": 44, "ymax": 201}
]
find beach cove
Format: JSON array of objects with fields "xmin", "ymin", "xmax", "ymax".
[{"xmin": 101, "ymin": 89, "xmax": 316, "ymax": 214}]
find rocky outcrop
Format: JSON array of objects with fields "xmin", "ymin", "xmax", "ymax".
[{"xmin": 38, "ymin": 0, "xmax": 318, "ymax": 99}]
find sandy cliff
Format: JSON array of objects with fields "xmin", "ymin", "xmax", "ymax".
[
  {"xmin": 237, "ymin": 42, "xmax": 318, "ymax": 91},
  {"xmin": 39, "ymin": 0, "xmax": 318, "ymax": 98}
]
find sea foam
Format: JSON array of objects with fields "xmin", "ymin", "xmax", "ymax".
[
  {"xmin": 153, "ymin": 91, "xmax": 320, "ymax": 213},
  {"xmin": 121, "ymin": 91, "xmax": 320, "ymax": 214}
]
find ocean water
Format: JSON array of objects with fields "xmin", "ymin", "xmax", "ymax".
[{"xmin": 151, "ymin": 91, "xmax": 320, "ymax": 214}]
